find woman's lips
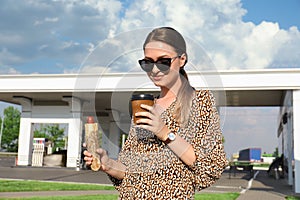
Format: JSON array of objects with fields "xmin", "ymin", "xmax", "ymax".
[{"xmin": 151, "ymin": 75, "xmax": 163, "ymax": 81}]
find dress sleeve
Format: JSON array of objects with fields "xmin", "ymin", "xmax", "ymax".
[
  {"xmin": 188, "ymin": 90, "xmax": 228, "ymax": 190},
  {"xmin": 107, "ymin": 123, "xmax": 134, "ymax": 189},
  {"xmin": 108, "ymin": 174, "xmax": 123, "ymax": 189}
]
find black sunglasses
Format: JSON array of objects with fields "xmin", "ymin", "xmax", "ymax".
[{"xmin": 138, "ymin": 56, "xmax": 181, "ymax": 72}]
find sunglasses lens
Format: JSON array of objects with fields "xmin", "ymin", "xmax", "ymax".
[
  {"xmin": 138, "ymin": 58, "xmax": 172, "ymax": 72},
  {"xmin": 139, "ymin": 60, "xmax": 153, "ymax": 72},
  {"xmin": 156, "ymin": 58, "xmax": 171, "ymax": 72}
]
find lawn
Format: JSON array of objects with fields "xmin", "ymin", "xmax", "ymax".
[
  {"xmin": 0, "ymin": 195, "xmax": 119, "ymax": 200},
  {"xmin": 286, "ymin": 197, "xmax": 300, "ymax": 200},
  {"xmin": 0, "ymin": 179, "xmax": 241, "ymax": 200},
  {"xmin": 0, "ymin": 180, "xmax": 114, "ymax": 192},
  {"xmin": 2, "ymin": 179, "xmax": 299, "ymax": 200},
  {"xmin": 0, "ymin": 194, "xmax": 240, "ymax": 200}
]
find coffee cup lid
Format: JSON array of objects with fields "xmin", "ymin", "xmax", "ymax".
[{"xmin": 131, "ymin": 93, "xmax": 154, "ymax": 100}]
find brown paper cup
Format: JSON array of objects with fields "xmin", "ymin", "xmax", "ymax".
[{"xmin": 131, "ymin": 94, "xmax": 154, "ymax": 124}]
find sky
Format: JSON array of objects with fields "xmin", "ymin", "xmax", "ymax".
[
  {"xmin": 0, "ymin": 0, "xmax": 299, "ymax": 157},
  {"xmin": 0, "ymin": 0, "xmax": 299, "ymax": 74}
]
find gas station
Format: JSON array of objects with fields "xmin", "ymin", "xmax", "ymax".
[{"xmin": 0, "ymin": 69, "xmax": 299, "ymax": 193}]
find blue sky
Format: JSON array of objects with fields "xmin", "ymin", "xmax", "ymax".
[
  {"xmin": 242, "ymin": 0, "xmax": 300, "ymax": 30},
  {"xmin": 240, "ymin": 0, "xmax": 300, "ymax": 70},
  {"xmin": 0, "ymin": 0, "xmax": 299, "ymax": 156},
  {"xmin": 0, "ymin": 0, "xmax": 299, "ymax": 74}
]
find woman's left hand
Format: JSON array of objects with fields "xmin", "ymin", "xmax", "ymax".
[{"xmin": 135, "ymin": 104, "xmax": 168, "ymax": 141}]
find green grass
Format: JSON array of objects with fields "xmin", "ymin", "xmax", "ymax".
[
  {"xmin": 286, "ymin": 196, "xmax": 300, "ymax": 200},
  {"xmin": 0, "ymin": 195, "xmax": 119, "ymax": 200},
  {"xmin": 195, "ymin": 193, "xmax": 240, "ymax": 200},
  {"xmin": 0, "ymin": 194, "xmax": 240, "ymax": 200},
  {"xmin": 253, "ymin": 163, "xmax": 270, "ymax": 168},
  {"xmin": 0, "ymin": 180, "xmax": 114, "ymax": 192},
  {"xmin": 0, "ymin": 179, "xmax": 241, "ymax": 200},
  {"xmin": 3, "ymin": 179, "xmax": 299, "ymax": 200}
]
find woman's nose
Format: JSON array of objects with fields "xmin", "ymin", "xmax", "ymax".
[{"xmin": 151, "ymin": 64, "xmax": 160, "ymax": 73}]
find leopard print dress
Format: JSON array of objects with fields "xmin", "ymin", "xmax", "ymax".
[{"xmin": 109, "ymin": 90, "xmax": 228, "ymax": 199}]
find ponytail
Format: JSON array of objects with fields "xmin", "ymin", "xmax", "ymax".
[
  {"xmin": 179, "ymin": 67, "xmax": 188, "ymax": 81},
  {"xmin": 175, "ymin": 69, "xmax": 194, "ymax": 126}
]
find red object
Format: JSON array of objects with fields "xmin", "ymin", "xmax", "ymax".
[{"xmin": 87, "ymin": 116, "xmax": 94, "ymax": 123}]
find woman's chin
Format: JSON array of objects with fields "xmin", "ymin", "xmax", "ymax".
[{"xmin": 152, "ymin": 80, "xmax": 163, "ymax": 87}]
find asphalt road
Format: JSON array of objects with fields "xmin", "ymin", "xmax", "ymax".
[{"xmin": 0, "ymin": 156, "xmax": 297, "ymax": 199}]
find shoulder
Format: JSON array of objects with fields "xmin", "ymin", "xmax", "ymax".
[{"xmin": 194, "ymin": 90, "xmax": 215, "ymax": 105}]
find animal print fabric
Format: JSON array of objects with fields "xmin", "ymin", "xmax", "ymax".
[{"xmin": 109, "ymin": 90, "xmax": 228, "ymax": 199}]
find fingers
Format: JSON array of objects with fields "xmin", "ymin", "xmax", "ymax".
[
  {"xmin": 135, "ymin": 111, "xmax": 152, "ymax": 119},
  {"xmin": 140, "ymin": 104, "xmax": 153, "ymax": 112},
  {"xmin": 83, "ymin": 148, "xmax": 111, "ymax": 171},
  {"xmin": 84, "ymin": 154, "xmax": 93, "ymax": 165},
  {"xmin": 140, "ymin": 103, "xmax": 164, "ymax": 115},
  {"xmin": 96, "ymin": 148, "xmax": 107, "ymax": 156},
  {"xmin": 96, "ymin": 148, "xmax": 111, "ymax": 171},
  {"xmin": 135, "ymin": 106, "xmax": 153, "ymax": 125},
  {"xmin": 135, "ymin": 104, "xmax": 155, "ymax": 119},
  {"xmin": 83, "ymin": 150, "xmax": 95, "ymax": 165},
  {"xmin": 83, "ymin": 150, "xmax": 91, "ymax": 157}
]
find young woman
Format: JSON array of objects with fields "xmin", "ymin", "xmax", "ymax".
[{"xmin": 85, "ymin": 27, "xmax": 227, "ymax": 199}]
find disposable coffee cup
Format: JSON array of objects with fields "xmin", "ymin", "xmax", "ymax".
[{"xmin": 131, "ymin": 94, "xmax": 154, "ymax": 124}]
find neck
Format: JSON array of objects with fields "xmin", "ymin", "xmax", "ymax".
[
  {"xmin": 159, "ymin": 89, "xmax": 176, "ymax": 100},
  {"xmin": 160, "ymin": 77, "xmax": 182, "ymax": 99}
]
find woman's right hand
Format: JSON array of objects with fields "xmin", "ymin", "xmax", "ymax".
[{"xmin": 84, "ymin": 148, "xmax": 111, "ymax": 172}]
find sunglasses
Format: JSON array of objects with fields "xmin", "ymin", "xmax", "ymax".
[{"xmin": 138, "ymin": 55, "xmax": 181, "ymax": 72}]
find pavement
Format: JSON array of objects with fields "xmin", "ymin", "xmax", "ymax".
[{"xmin": 0, "ymin": 156, "xmax": 299, "ymax": 199}]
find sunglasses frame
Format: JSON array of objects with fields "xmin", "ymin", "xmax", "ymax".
[{"xmin": 138, "ymin": 55, "xmax": 181, "ymax": 72}]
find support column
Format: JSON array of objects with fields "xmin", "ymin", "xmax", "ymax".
[
  {"xmin": 108, "ymin": 110, "xmax": 120, "ymax": 160},
  {"xmin": 293, "ymin": 90, "xmax": 300, "ymax": 193},
  {"xmin": 287, "ymin": 112, "xmax": 294, "ymax": 186},
  {"xmin": 63, "ymin": 97, "xmax": 82, "ymax": 168},
  {"xmin": 13, "ymin": 97, "xmax": 33, "ymax": 166}
]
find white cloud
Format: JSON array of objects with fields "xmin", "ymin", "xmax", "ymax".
[
  {"xmin": 0, "ymin": 48, "xmax": 24, "ymax": 65},
  {"xmin": 0, "ymin": 0, "xmax": 122, "ymax": 73},
  {"xmin": 0, "ymin": 66, "xmax": 21, "ymax": 74},
  {"xmin": 61, "ymin": 41, "xmax": 80, "ymax": 49},
  {"xmin": 38, "ymin": 45, "xmax": 49, "ymax": 51},
  {"xmin": 34, "ymin": 17, "xmax": 59, "ymax": 26},
  {"xmin": 70, "ymin": 65, "xmax": 111, "ymax": 74},
  {"xmin": 117, "ymin": 0, "xmax": 300, "ymax": 71},
  {"xmin": 45, "ymin": 17, "xmax": 59, "ymax": 22},
  {"xmin": 271, "ymin": 26, "xmax": 300, "ymax": 68},
  {"xmin": 241, "ymin": 22, "xmax": 282, "ymax": 68},
  {"xmin": 0, "ymin": 0, "xmax": 299, "ymax": 74}
]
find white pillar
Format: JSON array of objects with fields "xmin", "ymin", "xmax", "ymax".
[
  {"xmin": 63, "ymin": 97, "xmax": 83, "ymax": 168},
  {"xmin": 109, "ymin": 122, "xmax": 120, "ymax": 160},
  {"xmin": 13, "ymin": 97, "xmax": 33, "ymax": 166},
  {"xmin": 287, "ymin": 113, "xmax": 294, "ymax": 186},
  {"xmin": 293, "ymin": 90, "xmax": 300, "ymax": 193},
  {"xmin": 108, "ymin": 110, "xmax": 120, "ymax": 160}
]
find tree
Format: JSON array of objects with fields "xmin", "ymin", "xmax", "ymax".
[
  {"xmin": 273, "ymin": 147, "xmax": 279, "ymax": 157},
  {"xmin": 33, "ymin": 124, "xmax": 66, "ymax": 153},
  {"xmin": 1, "ymin": 106, "xmax": 21, "ymax": 152}
]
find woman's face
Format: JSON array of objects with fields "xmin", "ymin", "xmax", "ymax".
[{"xmin": 143, "ymin": 41, "xmax": 185, "ymax": 89}]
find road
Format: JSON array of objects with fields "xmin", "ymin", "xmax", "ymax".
[{"xmin": 0, "ymin": 156, "xmax": 297, "ymax": 199}]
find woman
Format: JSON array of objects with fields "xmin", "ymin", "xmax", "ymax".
[{"xmin": 85, "ymin": 27, "xmax": 227, "ymax": 199}]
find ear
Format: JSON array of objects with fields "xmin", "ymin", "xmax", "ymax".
[{"xmin": 179, "ymin": 53, "xmax": 187, "ymax": 67}]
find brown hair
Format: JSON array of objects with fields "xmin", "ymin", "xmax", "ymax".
[{"xmin": 143, "ymin": 27, "xmax": 194, "ymax": 126}]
